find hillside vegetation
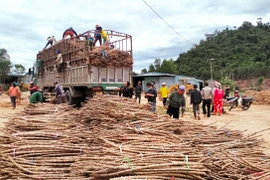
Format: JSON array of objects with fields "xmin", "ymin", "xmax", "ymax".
[
  {"xmin": 175, "ymin": 20, "xmax": 270, "ymax": 80},
  {"xmin": 143, "ymin": 20, "xmax": 270, "ymax": 82}
]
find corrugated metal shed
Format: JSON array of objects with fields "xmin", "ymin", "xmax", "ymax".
[{"xmin": 133, "ymin": 73, "xmax": 204, "ymax": 91}]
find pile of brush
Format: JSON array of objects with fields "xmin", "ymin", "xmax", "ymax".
[{"xmin": 0, "ymin": 95, "xmax": 269, "ymax": 179}]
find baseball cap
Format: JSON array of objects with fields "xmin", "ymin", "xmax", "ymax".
[
  {"xmin": 147, "ymin": 82, "xmax": 152, "ymax": 86},
  {"xmin": 162, "ymin": 82, "xmax": 166, "ymax": 85},
  {"xmin": 96, "ymin": 24, "xmax": 99, "ymax": 27},
  {"xmin": 179, "ymin": 85, "xmax": 185, "ymax": 91}
]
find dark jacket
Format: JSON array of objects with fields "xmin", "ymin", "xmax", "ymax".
[
  {"xmin": 121, "ymin": 86, "xmax": 132, "ymax": 98},
  {"xmin": 191, "ymin": 89, "xmax": 202, "ymax": 104},
  {"xmin": 146, "ymin": 88, "xmax": 157, "ymax": 102},
  {"xmin": 135, "ymin": 85, "xmax": 142, "ymax": 95}
]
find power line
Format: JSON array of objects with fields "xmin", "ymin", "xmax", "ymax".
[{"xmin": 142, "ymin": 0, "xmax": 193, "ymax": 45}]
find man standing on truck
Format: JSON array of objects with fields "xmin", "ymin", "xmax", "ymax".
[
  {"xmin": 62, "ymin": 27, "xmax": 78, "ymax": 39},
  {"xmin": 54, "ymin": 82, "xmax": 66, "ymax": 104},
  {"xmin": 101, "ymin": 28, "xmax": 108, "ymax": 45},
  {"xmin": 93, "ymin": 25, "xmax": 102, "ymax": 46},
  {"xmin": 44, "ymin": 36, "xmax": 56, "ymax": 49},
  {"xmin": 55, "ymin": 50, "xmax": 63, "ymax": 78}
]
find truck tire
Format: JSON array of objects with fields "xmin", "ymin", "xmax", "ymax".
[{"xmin": 65, "ymin": 90, "xmax": 74, "ymax": 105}]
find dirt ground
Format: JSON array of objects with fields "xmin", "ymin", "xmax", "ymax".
[
  {"xmin": 0, "ymin": 92, "xmax": 269, "ymax": 155},
  {"xmin": 140, "ymin": 95, "xmax": 270, "ymax": 155}
]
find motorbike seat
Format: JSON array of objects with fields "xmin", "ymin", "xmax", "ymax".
[
  {"xmin": 242, "ymin": 97, "xmax": 253, "ymax": 101},
  {"xmin": 226, "ymin": 96, "xmax": 236, "ymax": 101}
]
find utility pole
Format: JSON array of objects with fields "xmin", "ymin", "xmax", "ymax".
[{"xmin": 210, "ymin": 58, "xmax": 215, "ymax": 82}]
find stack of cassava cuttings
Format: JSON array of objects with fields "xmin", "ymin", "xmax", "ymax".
[
  {"xmin": 245, "ymin": 90, "xmax": 270, "ymax": 105},
  {"xmin": 89, "ymin": 47, "xmax": 133, "ymax": 67},
  {"xmin": 0, "ymin": 95, "xmax": 269, "ymax": 179}
]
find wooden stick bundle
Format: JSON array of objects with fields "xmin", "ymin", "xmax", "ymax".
[{"xmin": 0, "ymin": 95, "xmax": 269, "ymax": 179}]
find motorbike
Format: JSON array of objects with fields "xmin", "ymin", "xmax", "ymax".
[{"xmin": 226, "ymin": 96, "xmax": 253, "ymax": 111}]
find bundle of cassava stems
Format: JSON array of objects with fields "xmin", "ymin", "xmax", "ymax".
[{"xmin": 0, "ymin": 96, "xmax": 269, "ymax": 179}]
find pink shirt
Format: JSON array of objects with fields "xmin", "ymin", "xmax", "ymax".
[{"xmin": 214, "ymin": 88, "xmax": 224, "ymax": 100}]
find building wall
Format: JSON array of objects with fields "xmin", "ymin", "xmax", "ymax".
[
  {"xmin": 142, "ymin": 77, "xmax": 175, "ymax": 91},
  {"xmin": 159, "ymin": 77, "xmax": 174, "ymax": 88},
  {"xmin": 134, "ymin": 74, "xmax": 203, "ymax": 91}
]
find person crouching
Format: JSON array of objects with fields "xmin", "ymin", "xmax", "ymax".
[
  {"xmin": 54, "ymin": 82, "xmax": 66, "ymax": 104},
  {"xmin": 30, "ymin": 90, "xmax": 43, "ymax": 104}
]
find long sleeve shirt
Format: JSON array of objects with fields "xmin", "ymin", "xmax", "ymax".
[
  {"xmin": 146, "ymin": 88, "xmax": 157, "ymax": 102},
  {"xmin": 166, "ymin": 91, "xmax": 186, "ymax": 113},
  {"xmin": 191, "ymin": 89, "xmax": 202, "ymax": 104},
  {"xmin": 202, "ymin": 86, "xmax": 212, "ymax": 100},
  {"xmin": 121, "ymin": 86, "xmax": 132, "ymax": 98},
  {"xmin": 55, "ymin": 84, "xmax": 65, "ymax": 97},
  {"xmin": 30, "ymin": 91, "xmax": 43, "ymax": 103},
  {"xmin": 135, "ymin": 85, "xmax": 142, "ymax": 95}
]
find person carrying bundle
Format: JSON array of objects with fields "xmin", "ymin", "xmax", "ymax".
[
  {"xmin": 62, "ymin": 27, "xmax": 78, "ymax": 39},
  {"xmin": 44, "ymin": 36, "xmax": 56, "ymax": 49}
]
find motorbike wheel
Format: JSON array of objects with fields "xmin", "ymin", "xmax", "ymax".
[
  {"xmin": 229, "ymin": 105, "xmax": 234, "ymax": 111},
  {"xmin": 242, "ymin": 103, "xmax": 251, "ymax": 110}
]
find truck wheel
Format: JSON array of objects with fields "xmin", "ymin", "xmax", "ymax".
[{"xmin": 65, "ymin": 90, "xmax": 74, "ymax": 105}]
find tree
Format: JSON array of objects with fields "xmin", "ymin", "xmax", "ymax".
[
  {"xmin": 175, "ymin": 21, "xmax": 270, "ymax": 80},
  {"xmin": 257, "ymin": 76, "xmax": 264, "ymax": 91},
  {"xmin": 0, "ymin": 48, "xmax": 12, "ymax": 83},
  {"xmin": 159, "ymin": 59, "xmax": 177, "ymax": 74},
  {"xmin": 141, "ymin": 68, "xmax": 147, "ymax": 74},
  {"xmin": 13, "ymin": 64, "xmax": 26, "ymax": 75},
  {"xmin": 148, "ymin": 64, "xmax": 155, "ymax": 72},
  {"xmin": 153, "ymin": 58, "xmax": 161, "ymax": 71}
]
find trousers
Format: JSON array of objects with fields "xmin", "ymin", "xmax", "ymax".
[{"xmin": 202, "ymin": 99, "xmax": 212, "ymax": 117}]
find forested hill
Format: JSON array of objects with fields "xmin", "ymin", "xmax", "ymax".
[{"xmin": 175, "ymin": 21, "xmax": 270, "ymax": 80}]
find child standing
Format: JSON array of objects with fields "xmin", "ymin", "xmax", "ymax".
[{"xmin": 190, "ymin": 84, "xmax": 202, "ymax": 120}]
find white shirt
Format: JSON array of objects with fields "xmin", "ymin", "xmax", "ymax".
[
  {"xmin": 55, "ymin": 54, "xmax": 63, "ymax": 64},
  {"xmin": 48, "ymin": 36, "xmax": 56, "ymax": 44}
]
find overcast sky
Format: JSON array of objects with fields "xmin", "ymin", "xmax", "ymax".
[{"xmin": 0, "ymin": 0, "xmax": 270, "ymax": 73}]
